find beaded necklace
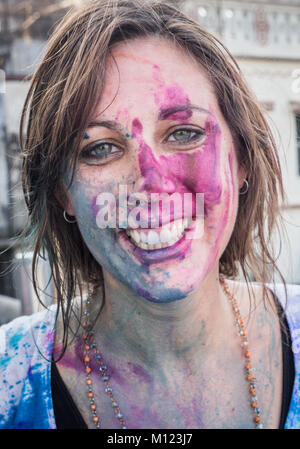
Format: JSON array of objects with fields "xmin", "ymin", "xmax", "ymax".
[{"xmin": 82, "ymin": 277, "xmax": 263, "ymax": 429}]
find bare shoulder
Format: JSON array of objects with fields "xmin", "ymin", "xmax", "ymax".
[{"xmin": 226, "ymin": 278, "xmax": 283, "ymax": 428}]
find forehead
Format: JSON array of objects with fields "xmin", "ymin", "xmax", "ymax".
[{"xmin": 96, "ymin": 36, "xmax": 217, "ymax": 117}]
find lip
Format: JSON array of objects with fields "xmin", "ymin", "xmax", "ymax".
[{"xmin": 118, "ymin": 216, "xmax": 199, "ymax": 263}]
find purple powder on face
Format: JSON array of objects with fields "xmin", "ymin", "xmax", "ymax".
[
  {"xmin": 91, "ymin": 195, "xmax": 100, "ymax": 218},
  {"xmin": 155, "ymin": 84, "xmax": 190, "ymax": 109},
  {"xmin": 159, "ymin": 109, "xmax": 193, "ymax": 122},
  {"xmin": 152, "ymin": 64, "xmax": 192, "ymax": 123},
  {"xmin": 127, "ymin": 362, "xmax": 152, "ymax": 384},
  {"xmin": 132, "ymin": 118, "xmax": 143, "ymax": 137},
  {"xmin": 131, "ymin": 113, "xmax": 222, "ymax": 216},
  {"xmin": 135, "ymin": 284, "xmax": 154, "ymax": 300}
]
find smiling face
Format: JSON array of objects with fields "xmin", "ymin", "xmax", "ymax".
[{"xmin": 65, "ymin": 36, "xmax": 244, "ymax": 302}]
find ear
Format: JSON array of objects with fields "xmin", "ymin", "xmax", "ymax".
[
  {"xmin": 238, "ymin": 164, "xmax": 248, "ymax": 189},
  {"xmin": 55, "ymin": 181, "xmax": 75, "ymax": 216}
]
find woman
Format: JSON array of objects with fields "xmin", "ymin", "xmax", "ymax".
[{"xmin": 0, "ymin": 0, "xmax": 299, "ymax": 429}]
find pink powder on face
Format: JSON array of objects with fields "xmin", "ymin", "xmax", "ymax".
[
  {"xmin": 153, "ymin": 64, "xmax": 192, "ymax": 124},
  {"xmin": 130, "ymin": 69, "xmax": 234, "ymax": 274},
  {"xmin": 132, "ymin": 118, "xmax": 177, "ymax": 195},
  {"xmin": 152, "ymin": 64, "xmax": 189, "ymax": 106},
  {"xmin": 147, "ymin": 65, "xmax": 223, "ymax": 214},
  {"xmin": 132, "ymin": 114, "xmax": 222, "ymax": 219}
]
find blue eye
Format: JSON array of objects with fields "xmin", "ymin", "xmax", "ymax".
[
  {"xmin": 80, "ymin": 142, "xmax": 122, "ymax": 164},
  {"xmin": 167, "ymin": 129, "xmax": 203, "ymax": 143}
]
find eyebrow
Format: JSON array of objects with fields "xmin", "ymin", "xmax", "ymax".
[
  {"xmin": 158, "ymin": 104, "xmax": 211, "ymax": 121},
  {"xmin": 86, "ymin": 120, "xmax": 122, "ymax": 131}
]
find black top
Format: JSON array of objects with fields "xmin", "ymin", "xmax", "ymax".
[{"xmin": 51, "ymin": 300, "xmax": 295, "ymax": 429}]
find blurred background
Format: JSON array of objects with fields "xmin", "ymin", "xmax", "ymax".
[{"xmin": 0, "ymin": 0, "xmax": 299, "ymax": 324}]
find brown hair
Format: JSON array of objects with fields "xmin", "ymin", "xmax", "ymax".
[{"xmin": 20, "ymin": 0, "xmax": 287, "ymax": 357}]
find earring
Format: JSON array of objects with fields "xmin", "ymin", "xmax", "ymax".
[
  {"xmin": 239, "ymin": 178, "xmax": 249, "ymax": 195},
  {"xmin": 63, "ymin": 210, "xmax": 77, "ymax": 223}
]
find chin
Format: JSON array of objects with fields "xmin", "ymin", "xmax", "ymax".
[{"xmin": 129, "ymin": 277, "xmax": 198, "ymax": 303}]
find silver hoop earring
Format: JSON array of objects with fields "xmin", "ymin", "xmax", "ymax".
[
  {"xmin": 63, "ymin": 210, "xmax": 77, "ymax": 223},
  {"xmin": 239, "ymin": 179, "xmax": 249, "ymax": 195}
]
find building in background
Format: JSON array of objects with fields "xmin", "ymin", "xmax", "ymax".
[
  {"xmin": 0, "ymin": 0, "xmax": 299, "ymax": 319},
  {"xmin": 0, "ymin": 0, "xmax": 74, "ymax": 316}
]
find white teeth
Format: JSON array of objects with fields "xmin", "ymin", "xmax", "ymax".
[
  {"xmin": 132, "ymin": 229, "xmax": 140, "ymax": 243},
  {"xmin": 160, "ymin": 227, "xmax": 172, "ymax": 243},
  {"xmin": 140, "ymin": 231, "xmax": 147, "ymax": 243},
  {"xmin": 176, "ymin": 219, "xmax": 183, "ymax": 235},
  {"xmin": 125, "ymin": 217, "xmax": 193, "ymax": 250},
  {"xmin": 147, "ymin": 230, "xmax": 160, "ymax": 245},
  {"xmin": 170, "ymin": 223, "xmax": 178, "ymax": 240}
]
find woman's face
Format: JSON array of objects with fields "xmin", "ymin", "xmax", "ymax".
[{"xmin": 66, "ymin": 36, "xmax": 244, "ymax": 302}]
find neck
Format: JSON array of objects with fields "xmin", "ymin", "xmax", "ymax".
[{"xmin": 89, "ymin": 267, "xmax": 232, "ymax": 370}]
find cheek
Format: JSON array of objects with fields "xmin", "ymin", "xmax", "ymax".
[{"xmin": 68, "ymin": 173, "xmax": 112, "ymax": 237}]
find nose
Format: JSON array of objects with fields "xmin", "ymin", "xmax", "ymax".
[
  {"xmin": 131, "ymin": 117, "xmax": 177, "ymax": 195},
  {"xmin": 134, "ymin": 141, "xmax": 176, "ymax": 195},
  {"xmin": 131, "ymin": 140, "xmax": 181, "ymax": 228}
]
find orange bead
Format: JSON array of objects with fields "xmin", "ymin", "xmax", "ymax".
[
  {"xmin": 92, "ymin": 416, "xmax": 99, "ymax": 423},
  {"xmin": 250, "ymin": 388, "xmax": 256, "ymax": 395},
  {"xmin": 86, "ymin": 379, "xmax": 92, "ymax": 385},
  {"xmin": 90, "ymin": 404, "xmax": 96, "ymax": 411},
  {"xmin": 245, "ymin": 363, "xmax": 251, "ymax": 370},
  {"xmin": 254, "ymin": 416, "xmax": 261, "ymax": 423},
  {"xmin": 245, "ymin": 351, "xmax": 251, "ymax": 359},
  {"xmin": 84, "ymin": 356, "xmax": 90, "ymax": 363},
  {"xmin": 246, "ymin": 375, "xmax": 254, "ymax": 381},
  {"xmin": 85, "ymin": 367, "xmax": 91, "ymax": 374},
  {"xmin": 251, "ymin": 402, "xmax": 258, "ymax": 408},
  {"xmin": 88, "ymin": 392, "xmax": 93, "ymax": 398},
  {"xmin": 85, "ymin": 345, "xmax": 90, "ymax": 351},
  {"xmin": 240, "ymin": 318, "xmax": 244, "ymax": 325}
]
